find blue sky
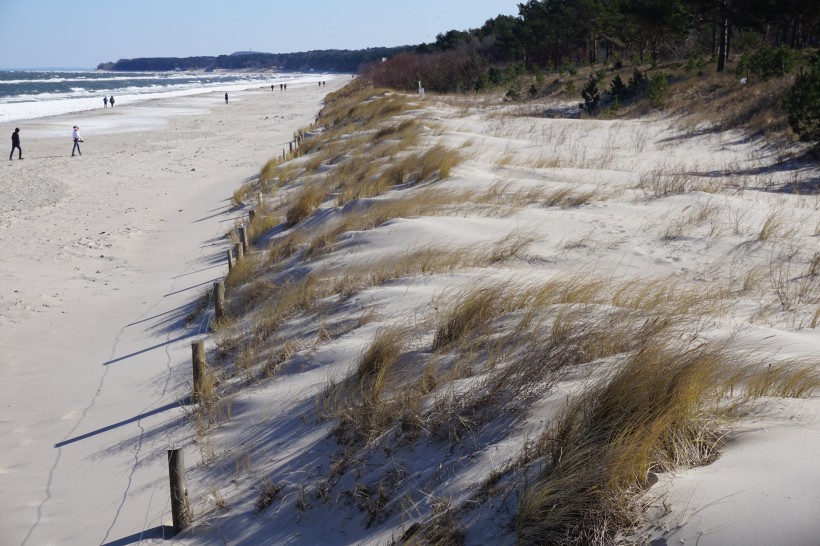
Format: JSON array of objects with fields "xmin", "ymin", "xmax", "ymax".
[{"xmin": 0, "ymin": 0, "xmax": 520, "ymax": 69}]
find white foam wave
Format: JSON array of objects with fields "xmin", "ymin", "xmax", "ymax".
[{"xmin": 0, "ymin": 73, "xmax": 330, "ymax": 124}]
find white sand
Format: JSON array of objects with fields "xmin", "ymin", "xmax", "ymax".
[
  {"xmin": 2, "ymin": 81, "xmax": 818, "ymax": 546},
  {"xmin": 0, "ymin": 78, "xmax": 346, "ymax": 545}
]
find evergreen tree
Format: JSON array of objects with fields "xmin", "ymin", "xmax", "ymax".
[{"xmin": 782, "ymin": 54, "xmax": 820, "ymax": 143}]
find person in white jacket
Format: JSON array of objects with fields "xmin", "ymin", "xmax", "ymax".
[{"xmin": 72, "ymin": 125, "xmax": 83, "ymax": 157}]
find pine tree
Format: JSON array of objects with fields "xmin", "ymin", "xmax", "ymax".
[{"xmin": 782, "ymin": 54, "xmax": 820, "ymax": 143}]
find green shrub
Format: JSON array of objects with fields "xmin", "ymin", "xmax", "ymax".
[
  {"xmin": 608, "ymin": 74, "xmax": 628, "ymax": 102},
  {"xmin": 648, "ymin": 71, "xmax": 668, "ymax": 108},
  {"xmin": 627, "ymin": 68, "xmax": 648, "ymax": 95},
  {"xmin": 474, "ymin": 71, "xmax": 490, "ymax": 91},
  {"xmin": 739, "ymin": 41, "xmax": 800, "ymax": 80},
  {"xmin": 685, "ymin": 51, "xmax": 707, "ymax": 75},
  {"xmin": 532, "ymin": 63, "xmax": 545, "ymax": 84},
  {"xmin": 782, "ymin": 54, "xmax": 820, "ymax": 143},
  {"xmin": 560, "ymin": 56, "xmax": 578, "ymax": 76},
  {"xmin": 581, "ymin": 76, "xmax": 600, "ymax": 114}
]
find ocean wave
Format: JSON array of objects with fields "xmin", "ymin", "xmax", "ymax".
[{"xmin": 0, "ymin": 72, "xmax": 328, "ymax": 123}]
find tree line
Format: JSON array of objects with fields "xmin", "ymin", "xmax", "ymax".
[
  {"xmin": 96, "ymin": 47, "xmax": 414, "ymax": 73},
  {"xmin": 360, "ymin": 0, "xmax": 818, "ymax": 142},
  {"xmin": 363, "ymin": 0, "xmax": 818, "ymax": 92}
]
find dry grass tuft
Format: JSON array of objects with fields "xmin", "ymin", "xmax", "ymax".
[
  {"xmin": 259, "ymin": 157, "xmax": 282, "ymax": 185},
  {"xmin": 326, "ymin": 325, "xmax": 416, "ymax": 445},
  {"xmin": 355, "ymin": 326, "xmax": 408, "ymax": 402},
  {"xmin": 373, "ymin": 119, "xmax": 419, "ymax": 143},
  {"xmin": 416, "ymin": 145, "xmax": 463, "ymax": 182},
  {"xmin": 743, "ymin": 359, "xmax": 820, "ymax": 399},
  {"xmin": 637, "ymin": 163, "xmax": 718, "ymax": 198},
  {"xmin": 767, "ymin": 249, "xmax": 820, "ymax": 311},
  {"xmin": 516, "ymin": 338, "xmax": 735, "ymax": 545},
  {"xmin": 432, "ymin": 282, "xmax": 520, "ymax": 350},
  {"xmin": 266, "ymin": 230, "xmax": 307, "ymax": 268},
  {"xmin": 286, "ymin": 183, "xmax": 328, "ymax": 226},
  {"xmin": 255, "ymin": 479, "xmax": 282, "ymax": 513},
  {"xmin": 247, "ymin": 204, "xmax": 280, "ymax": 243},
  {"xmin": 231, "ymin": 182, "xmax": 256, "ymax": 208},
  {"xmin": 249, "ymin": 273, "xmax": 327, "ymax": 340},
  {"xmin": 757, "ymin": 210, "xmax": 786, "ymax": 241},
  {"xmin": 225, "ymin": 254, "xmax": 258, "ymax": 290}
]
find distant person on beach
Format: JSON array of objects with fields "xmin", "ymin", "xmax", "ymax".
[
  {"xmin": 71, "ymin": 125, "xmax": 83, "ymax": 157},
  {"xmin": 9, "ymin": 128, "xmax": 22, "ymax": 160},
  {"xmin": 284, "ymin": 84, "xmax": 287, "ymax": 90},
  {"xmin": 109, "ymin": 95, "xmax": 115, "ymax": 107},
  {"xmin": 225, "ymin": 92, "xmax": 229, "ymax": 104},
  {"xmin": 103, "ymin": 96, "xmax": 108, "ymax": 108},
  {"xmin": 271, "ymin": 84, "xmax": 274, "ymax": 91}
]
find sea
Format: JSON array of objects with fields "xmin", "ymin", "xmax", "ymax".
[{"xmin": 0, "ymin": 69, "xmax": 325, "ymax": 124}]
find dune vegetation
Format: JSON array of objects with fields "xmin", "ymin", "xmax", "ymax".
[{"xmin": 183, "ymin": 74, "xmax": 819, "ymax": 545}]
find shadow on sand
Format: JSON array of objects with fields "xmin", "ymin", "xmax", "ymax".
[{"xmin": 102, "ymin": 525, "xmax": 175, "ymax": 545}]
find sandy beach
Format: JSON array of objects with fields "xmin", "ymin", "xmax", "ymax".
[{"xmin": 0, "ymin": 77, "xmax": 346, "ymax": 544}]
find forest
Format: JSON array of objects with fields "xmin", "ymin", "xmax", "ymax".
[
  {"xmin": 96, "ymin": 46, "xmax": 413, "ymax": 73},
  {"xmin": 362, "ymin": 0, "xmax": 819, "ymax": 143}
]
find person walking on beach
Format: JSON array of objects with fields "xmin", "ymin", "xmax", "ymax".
[
  {"xmin": 71, "ymin": 125, "xmax": 83, "ymax": 157},
  {"xmin": 9, "ymin": 128, "xmax": 22, "ymax": 160},
  {"xmin": 109, "ymin": 95, "xmax": 115, "ymax": 107},
  {"xmin": 225, "ymin": 92, "xmax": 229, "ymax": 104},
  {"xmin": 103, "ymin": 96, "xmax": 108, "ymax": 108}
]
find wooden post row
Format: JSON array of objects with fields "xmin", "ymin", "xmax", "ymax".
[
  {"xmin": 191, "ymin": 341, "xmax": 205, "ymax": 403},
  {"xmin": 214, "ymin": 281, "xmax": 225, "ymax": 321},
  {"xmin": 168, "ymin": 448, "xmax": 191, "ymax": 535},
  {"xmin": 238, "ymin": 226, "xmax": 249, "ymax": 254}
]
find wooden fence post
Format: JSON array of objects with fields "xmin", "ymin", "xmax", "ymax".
[
  {"xmin": 234, "ymin": 241, "xmax": 244, "ymax": 262},
  {"xmin": 226, "ymin": 248, "xmax": 234, "ymax": 272},
  {"xmin": 238, "ymin": 226, "xmax": 249, "ymax": 254},
  {"xmin": 191, "ymin": 341, "xmax": 205, "ymax": 403},
  {"xmin": 168, "ymin": 448, "xmax": 191, "ymax": 535},
  {"xmin": 289, "ymin": 141, "xmax": 293, "ymax": 153},
  {"xmin": 249, "ymin": 209, "xmax": 256, "ymax": 224},
  {"xmin": 214, "ymin": 281, "xmax": 225, "ymax": 322}
]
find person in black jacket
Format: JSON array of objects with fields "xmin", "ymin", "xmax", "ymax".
[{"xmin": 9, "ymin": 128, "xmax": 22, "ymax": 160}]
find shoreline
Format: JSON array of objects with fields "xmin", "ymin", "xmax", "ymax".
[
  {"xmin": 0, "ymin": 76, "xmax": 345, "ymax": 544},
  {"xmin": 1, "ymin": 71, "xmax": 342, "ymax": 125}
]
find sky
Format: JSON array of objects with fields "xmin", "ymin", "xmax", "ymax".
[{"xmin": 0, "ymin": 0, "xmax": 520, "ymax": 69}]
